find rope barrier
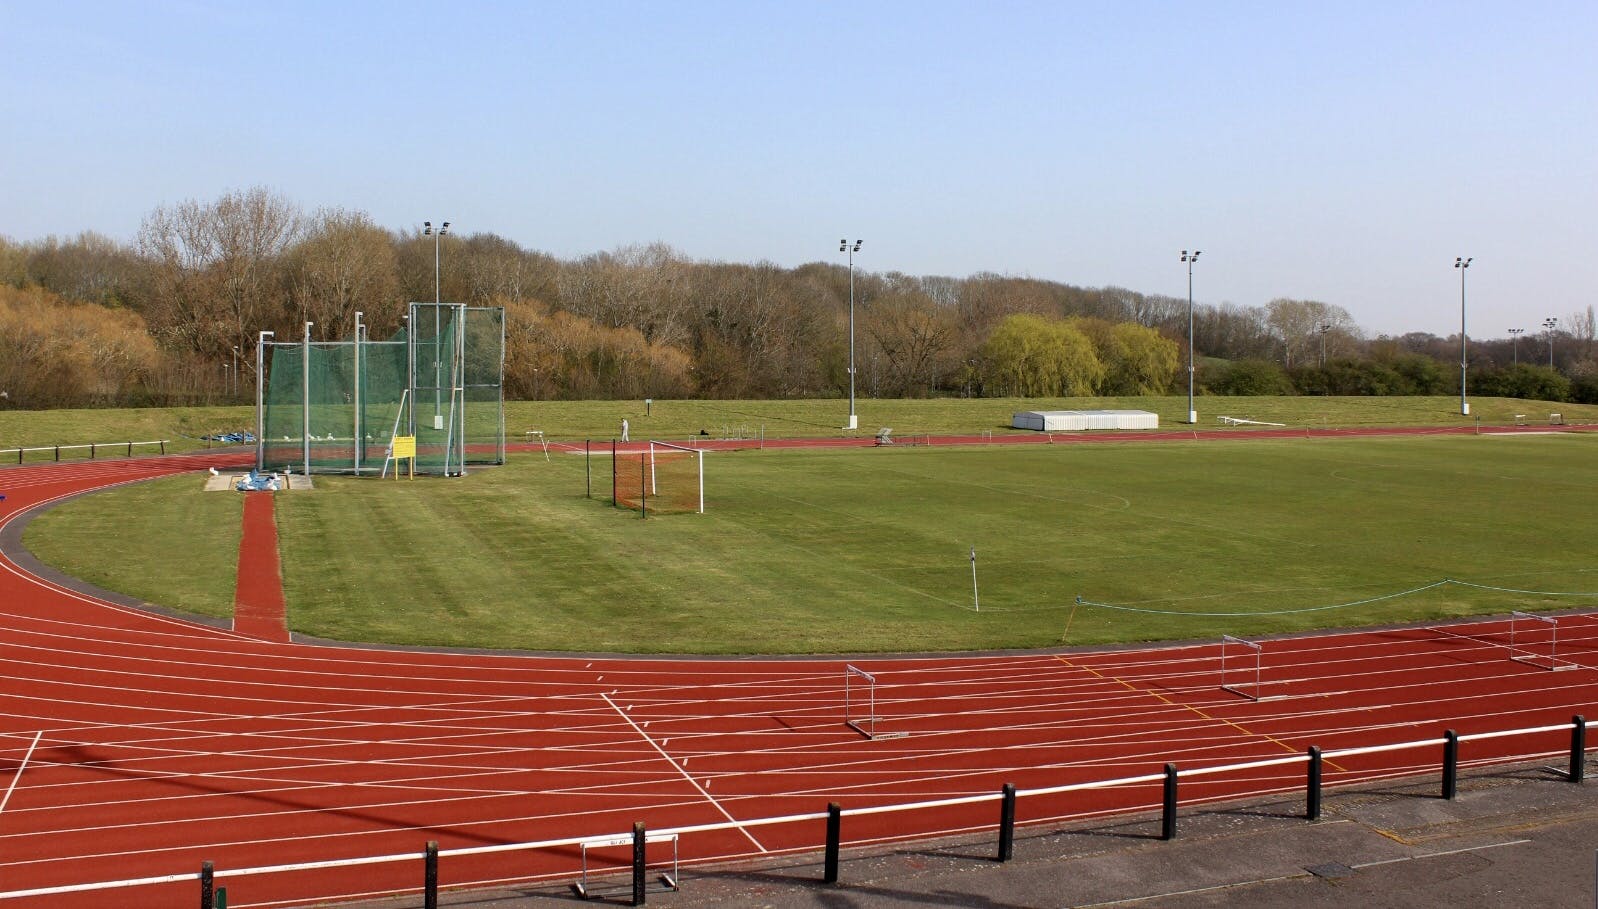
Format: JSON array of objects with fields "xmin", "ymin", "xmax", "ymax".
[{"xmin": 1072, "ymin": 577, "xmax": 1598, "ymax": 618}]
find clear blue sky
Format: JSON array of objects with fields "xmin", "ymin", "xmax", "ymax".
[{"xmin": 3, "ymin": 1, "xmax": 1594, "ymax": 337}]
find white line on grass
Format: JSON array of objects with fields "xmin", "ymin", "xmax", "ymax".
[{"xmin": 600, "ymin": 692, "xmax": 767, "ymax": 852}]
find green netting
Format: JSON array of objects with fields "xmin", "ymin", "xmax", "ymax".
[
  {"xmin": 260, "ymin": 303, "xmax": 502, "ymax": 477},
  {"xmin": 462, "ymin": 306, "xmax": 506, "ymax": 465}
]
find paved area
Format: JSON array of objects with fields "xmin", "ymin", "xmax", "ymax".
[{"xmin": 332, "ymin": 760, "xmax": 1598, "ymax": 908}]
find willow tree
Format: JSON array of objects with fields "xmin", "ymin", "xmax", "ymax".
[{"xmin": 981, "ymin": 313, "xmax": 1104, "ymax": 397}]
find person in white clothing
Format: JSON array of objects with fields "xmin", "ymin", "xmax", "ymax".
[{"xmin": 620, "ymin": 418, "xmax": 630, "ymax": 442}]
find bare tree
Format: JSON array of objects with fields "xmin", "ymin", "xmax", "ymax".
[
  {"xmin": 286, "ymin": 209, "xmax": 400, "ymax": 338},
  {"xmin": 861, "ymin": 293, "xmax": 959, "ymax": 396},
  {"xmin": 22, "ymin": 231, "xmax": 139, "ymax": 306},
  {"xmin": 136, "ymin": 187, "xmax": 301, "ymax": 356},
  {"xmin": 1567, "ymin": 304, "xmax": 1595, "ymax": 362},
  {"xmin": 1266, "ymin": 298, "xmax": 1355, "ymax": 368}
]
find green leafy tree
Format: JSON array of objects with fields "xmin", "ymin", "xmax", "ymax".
[
  {"xmin": 981, "ymin": 314, "xmax": 1104, "ymax": 396},
  {"xmin": 1209, "ymin": 359, "xmax": 1294, "ymax": 396}
]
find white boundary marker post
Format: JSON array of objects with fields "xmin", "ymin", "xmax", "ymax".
[
  {"xmin": 845, "ymin": 664, "xmax": 907, "ymax": 740},
  {"xmin": 1509, "ymin": 611, "xmax": 1577, "ymax": 671},
  {"xmin": 1220, "ymin": 635, "xmax": 1264, "ymax": 701},
  {"xmin": 970, "ymin": 546, "xmax": 980, "ymax": 612}
]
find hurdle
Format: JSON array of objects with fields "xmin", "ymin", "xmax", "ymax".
[
  {"xmin": 570, "ymin": 830, "xmax": 678, "ymax": 900},
  {"xmin": 1508, "ymin": 612, "xmax": 1578, "ymax": 671},
  {"xmin": 845, "ymin": 664, "xmax": 907, "ymax": 740},
  {"xmin": 1219, "ymin": 635, "xmax": 1264, "ymax": 701}
]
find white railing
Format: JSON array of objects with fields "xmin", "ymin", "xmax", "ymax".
[
  {"xmin": 0, "ymin": 716, "xmax": 1585, "ymax": 906},
  {"xmin": 1, "ymin": 440, "xmax": 170, "ymax": 464}
]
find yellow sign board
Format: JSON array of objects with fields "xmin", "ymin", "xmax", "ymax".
[{"xmin": 391, "ymin": 436, "xmax": 416, "ymax": 459}]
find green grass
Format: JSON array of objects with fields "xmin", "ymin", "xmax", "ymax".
[
  {"xmin": 21, "ymin": 430, "xmax": 1598, "ymax": 653},
  {"xmin": 22, "ymin": 478, "xmax": 243, "ymax": 617},
  {"xmin": 506, "ymin": 395, "xmax": 1597, "ymax": 440},
  {"xmin": 0, "ymin": 405, "xmax": 257, "ymax": 457},
  {"xmin": 3, "ymin": 396, "xmax": 1594, "ymax": 459}
]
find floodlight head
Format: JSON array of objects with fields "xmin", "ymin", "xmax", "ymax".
[
  {"xmin": 854, "ymin": 240, "xmax": 862, "ymax": 251},
  {"xmin": 840, "ymin": 241, "xmax": 846, "ymax": 252},
  {"xmin": 441, "ymin": 222, "xmax": 450, "ymax": 233}
]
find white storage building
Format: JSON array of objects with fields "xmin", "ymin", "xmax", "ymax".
[{"xmin": 1011, "ymin": 410, "xmax": 1159, "ymax": 432}]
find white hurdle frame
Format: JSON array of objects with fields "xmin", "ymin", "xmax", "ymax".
[
  {"xmin": 571, "ymin": 832, "xmax": 678, "ymax": 899},
  {"xmin": 1509, "ymin": 611, "xmax": 1577, "ymax": 671},
  {"xmin": 845, "ymin": 664, "xmax": 906, "ymax": 740},
  {"xmin": 1220, "ymin": 635, "xmax": 1264, "ymax": 701},
  {"xmin": 648, "ymin": 441, "xmax": 705, "ymax": 514}
]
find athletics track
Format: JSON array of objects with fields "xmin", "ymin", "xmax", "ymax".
[{"xmin": 0, "ymin": 425, "xmax": 1594, "ymax": 907}]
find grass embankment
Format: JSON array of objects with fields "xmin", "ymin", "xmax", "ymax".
[
  {"xmin": 23, "ymin": 431, "xmax": 1598, "ymax": 653},
  {"xmin": 2, "ymin": 396, "xmax": 1595, "ymax": 458}
]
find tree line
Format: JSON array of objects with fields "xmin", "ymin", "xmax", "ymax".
[{"xmin": 2, "ymin": 186, "xmax": 1595, "ymax": 409}]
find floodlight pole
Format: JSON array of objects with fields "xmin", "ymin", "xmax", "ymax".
[
  {"xmin": 1455, "ymin": 257, "xmax": 1471, "ymax": 416},
  {"xmin": 231, "ymin": 346, "xmax": 240, "ymax": 398},
  {"xmin": 425, "ymin": 221, "xmax": 450, "ymax": 425},
  {"xmin": 255, "ymin": 330, "xmax": 273, "ymax": 471},
  {"xmin": 841, "ymin": 239, "xmax": 862, "ymax": 430},
  {"xmin": 302, "ymin": 321, "xmax": 314, "ymax": 477},
  {"xmin": 1544, "ymin": 317, "xmax": 1558, "ymax": 367},
  {"xmin": 1181, "ymin": 250, "xmax": 1201, "ymax": 424},
  {"xmin": 1508, "ymin": 328, "xmax": 1524, "ymax": 365},
  {"xmin": 1318, "ymin": 324, "xmax": 1331, "ymax": 370},
  {"xmin": 353, "ymin": 311, "xmax": 363, "ymax": 476}
]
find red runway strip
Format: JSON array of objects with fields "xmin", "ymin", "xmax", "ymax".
[
  {"xmin": 0, "ymin": 441, "xmax": 1594, "ymax": 907},
  {"xmin": 233, "ymin": 492, "xmax": 290, "ymax": 643}
]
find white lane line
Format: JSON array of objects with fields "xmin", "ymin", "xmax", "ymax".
[
  {"xmin": 0, "ymin": 732, "xmax": 43, "ymax": 816},
  {"xmin": 601, "ymin": 693, "xmax": 766, "ymax": 853}
]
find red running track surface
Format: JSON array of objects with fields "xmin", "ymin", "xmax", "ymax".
[{"xmin": 0, "ymin": 445, "xmax": 1595, "ymax": 908}]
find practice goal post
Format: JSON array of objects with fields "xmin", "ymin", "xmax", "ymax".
[{"xmin": 613, "ymin": 441, "xmax": 705, "ymax": 515}]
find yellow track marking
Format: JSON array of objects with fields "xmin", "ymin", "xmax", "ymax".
[{"xmin": 1054, "ymin": 654, "xmax": 1349, "ymax": 771}]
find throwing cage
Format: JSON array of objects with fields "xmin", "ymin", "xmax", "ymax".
[{"xmin": 257, "ymin": 303, "xmax": 504, "ymax": 477}]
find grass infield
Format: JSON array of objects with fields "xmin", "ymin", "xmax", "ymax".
[{"xmin": 21, "ymin": 427, "xmax": 1598, "ymax": 653}]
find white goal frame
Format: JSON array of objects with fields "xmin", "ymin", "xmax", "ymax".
[{"xmin": 648, "ymin": 441, "xmax": 705, "ymax": 514}]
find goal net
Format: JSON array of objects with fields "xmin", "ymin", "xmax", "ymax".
[{"xmin": 613, "ymin": 441, "xmax": 705, "ymax": 515}]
